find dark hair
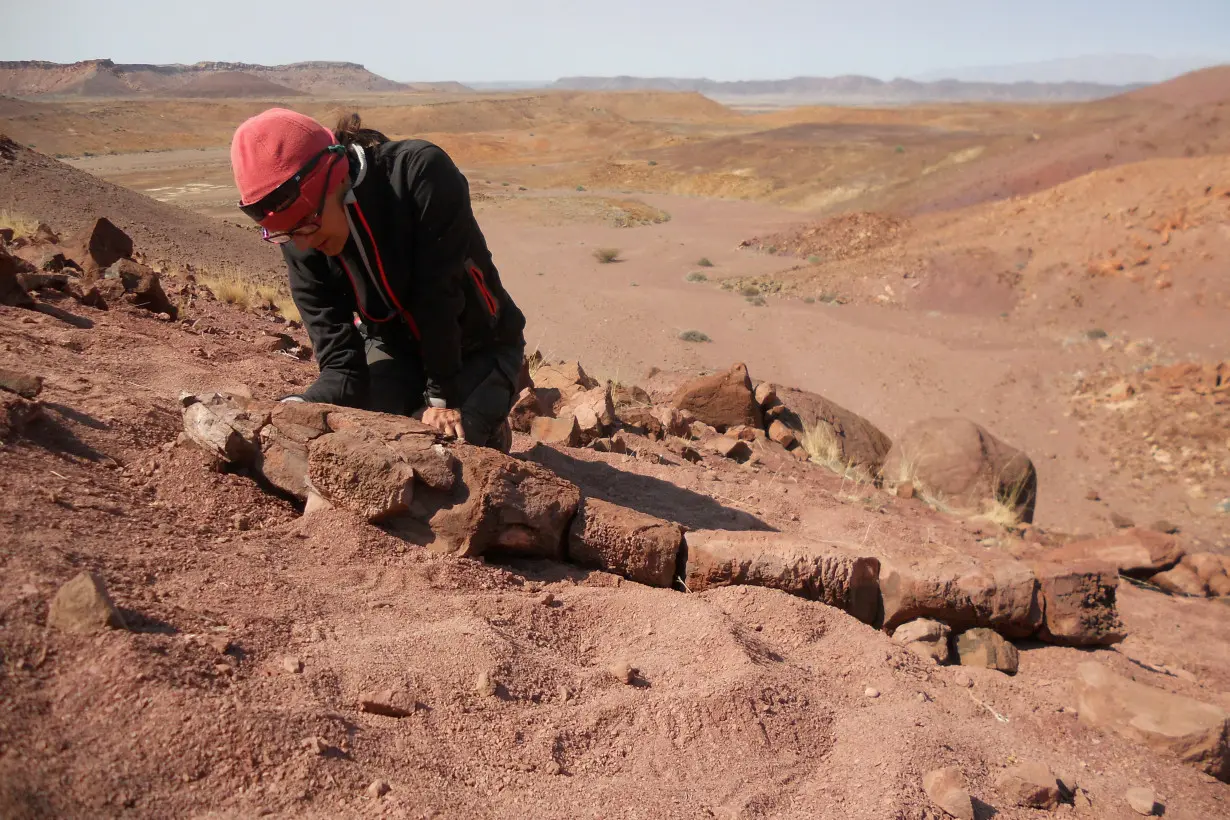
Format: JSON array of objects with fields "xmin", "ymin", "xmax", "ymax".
[{"xmin": 332, "ymin": 113, "xmax": 389, "ymax": 149}]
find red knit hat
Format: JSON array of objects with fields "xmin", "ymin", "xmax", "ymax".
[{"xmin": 231, "ymin": 108, "xmax": 336, "ymax": 203}]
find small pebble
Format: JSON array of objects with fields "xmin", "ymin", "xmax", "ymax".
[
  {"xmin": 864, "ymin": 687, "xmax": 880, "ymax": 699},
  {"xmin": 207, "ymin": 636, "xmax": 231, "ymax": 655},
  {"xmin": 366, "ymin": 780, "xmax": 390, "ymax": 799},
  {"xmin": 232, "ymin": 513, "xmax": 251, "ymax": 531},
  {"xmin": 475, "ymin": 670, "xmax": 499, "ymax": 697},
  {"xmin": 301, "ymin": 736, "xmax": 328, "ymax": 755},
  {"xmin": 953, "ymin": 669, "xmax": 974, "ymax": 688},
  {"xmin": 282, "ymin": 656, "xmax": 303, "ymax": 674},
  {"xmin": 609, "ymin": 660, "xmax": 635, "ymax": 685},
  {"xmin": 540, "ymin": 592, "xmax": 555, "ymax": 607}
]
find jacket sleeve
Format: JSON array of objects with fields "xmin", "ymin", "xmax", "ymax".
[
  {"xmin": 405, "ymin": 146, "xmax": 469, "ymax": 407},
  {"xmin": 284, "ymin": 247, "xmax": 369, "ymax": 407}
]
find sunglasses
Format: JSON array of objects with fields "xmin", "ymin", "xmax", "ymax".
[{"xmin": 236, "ymin": 145, "xmax": 345, "ymax": 244}]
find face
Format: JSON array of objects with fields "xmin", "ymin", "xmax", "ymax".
[{"xmin": 292, "ymin": 185, "xmax": 349, "ymax": 256}]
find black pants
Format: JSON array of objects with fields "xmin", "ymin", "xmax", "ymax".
[{"xmin": 364, "ymin": 335, "xmax": 523, "ymax": 451}]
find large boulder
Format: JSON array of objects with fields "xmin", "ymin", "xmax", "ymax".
[
  {"xmin": 1041, "ymin": 529, "xmax": 1184, "ymax": 578},
  {"xmin": 307, "ymin": 431, "xmax": 417, "ymax": 522},
  {"xmin": 768, "ymin": 387, "xmax": 892, "ymax": 478},
  {"xmin": 880, "ymin": 417, "xmax": 1037, "ymax": 523},
  {"xmin": 75, "ymin": 217, "xmax": 133, "ymax": 276},
  {"xmin": 669, "ymin": 363, "xmax": 762, "ymax": 432},
  {"xmin": 568, "ymin": 497, "xmax": 682, "ymax": 587},
  {"xmin": 683, "ymin": 530, "xmax": 881, "ymax": 624},
  {"xmin": 1074, "ymin": 662, "xmax": 1230, "ymax": 781}
]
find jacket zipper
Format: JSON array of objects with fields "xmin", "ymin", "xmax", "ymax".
[{"xmin": 343, "ymin": 200, "xmax": 420, "ymax": 340}]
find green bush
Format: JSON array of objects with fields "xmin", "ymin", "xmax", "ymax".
[
  {"xmin": 678, "ymin": 330, "xmax": 711, "ymax": 343},
  {"xmin": 685, "ymin": 271, "xmax": 708, "ymax": 282},
  {"xmin": 746, "ymin": 295, "xmax": 767, "ymax": 307},
  {"xmin": 697, "ymin": 257, "xmax": 714, "ymax": 268}
]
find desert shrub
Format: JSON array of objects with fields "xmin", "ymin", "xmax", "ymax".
[
  {"xmin": 803, "ymin": 296, "xmax": 816, "ymax": 304},
  {"xmin": 697, "ymin": 257, "xmax": 714, "ymax": 267},
  {"xmin": 678, "ymin": 330, "xmax": 711, "ymax": 343},
  {"xmin": 895, "ymin": 145, "xmax": 905, "ymax": 153},
  {"xmin": 766, "ymin": 245, "xmax": 777, "ymax": 254},
  {"xmin": 576, "ymin": 185, "xmax": 586, "ymax": 192},
  {"xmin": 746, "ymin": 294, "xmax": 766, "ymax": 307},
  {"xmin": 807, "ymin": 255, "xmax": 821, "ymax": 264},
  {"xmin": 1086, "ymin": 328, "xmax": 1108, "ymax": 340},
  {"xmin": 593, "ymin": 248, "xmax": 621, "ymax": 264},
  {"xmin": 739, "ymin": 284, "xmax": 760, "ymax": 297},
  {"xmin": 685, "ymin": 271, "xmax": 708, "ymax": 282},
  {"xmin": 647, "ymin": 160, "xmax": 658, "ymax": 166}
]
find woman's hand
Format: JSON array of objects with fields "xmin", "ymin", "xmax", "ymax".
[{"xmin": 422, "ymin": 407, "xmax": 466, "ymax": 441}]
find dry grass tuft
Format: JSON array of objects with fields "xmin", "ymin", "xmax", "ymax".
[
  {"xmin": 593, "ymin": 247, "xmax": 621, "ymax": 264},
  {"xmin": 197, "ymin": 267, "xmax": 297, "ymax": 321},
  {"xmin": 0, "ymin": 208, "xmax": 42, "ymax": 239},
  {"xmin": 801, "ymin": 421, "xmax": 876, "ymax": 484}
]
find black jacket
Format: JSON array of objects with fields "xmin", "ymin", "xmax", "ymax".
[{"xmin": 283, "ymin": 139, "xmax": 526, "ymax": 408}]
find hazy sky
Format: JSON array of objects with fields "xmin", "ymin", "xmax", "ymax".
[{"xmin": 1, "ymin": 0, "xmax": 1227, "ymax": 82}]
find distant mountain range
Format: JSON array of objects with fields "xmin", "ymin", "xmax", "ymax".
[
  {"xmin": 548, "ymin": 75, "xmax": 1138, "ymax": 104},
  {"xmin": 915, "ymin": 54, "xmax": 1222, "ymax": 85},
  {"xmin": 0, "ymin": 59, "xmax": 469, "ymax": 98}
]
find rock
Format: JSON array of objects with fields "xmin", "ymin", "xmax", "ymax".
[
  {"xmin": 772, "ymin": 386, "xmax": 893, "ymax": 478},
  {"xmin": 709, "ymin": 435, "xmax": 752, "ymax": 462},
  {"xmin": 767, "ymin": 419, "xmax": 797, "ymax": 448},
  {"xmin": 683, "ymin": 530, "xmax": 881, "ymax": 624},
  {"xmin": 530, "ymin": 415, "xmax": 580, "ymax": 447},
  {"xmin": 922, "ymin": 767, "xmax": 975, "ymax": 820},
  {"xmin": 568, "ymin": 497, "xmax": 683, "ymax": 588},
  {"xmin": 649, "ymin": 405, "xmax": 690, "ymax": 438},
  {"xmin": 32, "ymin": 223, "xmax": 59, "ymax": 244},
  {"xmin": 104, "ymin": 259, "xmax": 177, "ymax": 318},
  {"xmin": 566, "ymin": 384, "xmax": 615, "ymax": 442},
  {"xmin": 955, "ymin": 628, "xmax": 1019, "ymax": 674},
  {"xmin": 726, "ymin": 424, "xmax": 760, "ymax": 442},
  {"xmin": 995, "ymin": 762, "xmax": 1062, "ymax": 810},
  {"xmin": 1125, "ymin": 787, "xmax": 1159, "ymax": 816},
  {"xmin": 0, "ymin": 246, "xmax": 35, "ymax": 308},
  {"xmin": 258, "ymin": 332, "xmax": 295, "ymax": 353},
  {"xmin": 475, "ymin": 670, "xmax": 499, "ymax": 696},
  {"xmin": 282, "ymin": 656, "xmax": 303, "ymax": 674},
  {"xmin": 47, "ymin": 571, "xmax": 126, "ymax": 633},
  {"xmin": 864, "ymin": 687, "xmax": 880, "ymax": 698},
  {"xmin": 881, "ymin": 417, "xmax": 1037, "ymax": 523},
  {"xmin": 591, "ymin": 435, "xmax": 628, "ymax": 454},
  {"xmin": 181, "ymin": 393, "xmax": 267, "ymax": 465},
  {"xmin": 669, "ymin": 363, "xmax": 762, "ymax": 432},
  {"xmin": 302, "ymin": 736, "xmax": 328, "ymax": 755},
  {"xmin": 303, "ymin": 491, "xmax": 333, "ymax": 516},
  {"xmin": 891, "ymin": 618, "xmax": 952, "ymax": 664},
  {"xmin": 1041, "ymin": 528, "xmax": 1184, "ymax": 577},
  {"xmin": 0, "ymin": 368, "xmax": 43, "ymax": 399},
  {"xmin": 897, "ymin": 481, "xmax": 915, "ymax": 499},
  {"xmin": 366, "ymin": 780, "xmax": 390, "ymax": 799},
  {"xmin": 16, "ymin": 271, "xmax": 70, "ymax": 292},
  {"xmin": 1074, "ymin": 661, "xmax": 1229, "ymax": 781},
  {"xmin": 1033, "ymin": 562, "xmax": 1126, "ymax": 646},
  {"xmin": 952, "ymin": 669, "xmax": 973, "ymax": 688},
  {"xmin": 0, "ymin": 393, "xmax": 42, "ymax": 439},
  {"xmin": 75, "ymin": 217, "xmax": 133, "ymax": 276},
  {"xmin": 533, "ymin": 361, "xmax": 597, "ymax": 401},
  {"xmin": 1151, "ymin": 519, "xmax": 1179, "ymax": 535},
  {"xmin": 307, "ymin": 431, "xmax": 416, "ymax": 522},
  {"xmin": 508, "ymin": 387, "xmax": 542, "ymax": 433},
  {"xmin": 665, "ymin": 436, "xmax": 702, "ymax": 464},
  {"xmin": 68, "ymin": 281, "xmax": 107, "ymax": 309},
  {"xmin": 609, "ymin": 660, "xmax": 636, "ymax": 685},
  {"xmin": 877, "ymin": 552, "xmax": 1042, "ymax": 638},
  {"xmin": 611, "ymin": 383, "xmax": 652, "ymax": 408},
  {"xmin": 753, "ymin": 381, "xmax": 778, "ymax": 408},
  {"xmin": 358, "ymin": 690, "xmax": 415, "ymax": 718},
  {"xmin": 1110, "ymin": 510, "xmax": 1135, "ymax": 529},
  {"xmin": 422, "ymin": 445, "xmax": 580, "ymax": 560},
  {"xmin": 1150, "ymin": 562, "xmax": 1208, "ymax": 597}
]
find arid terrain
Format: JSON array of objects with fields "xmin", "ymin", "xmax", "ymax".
[{"xmin": 1, "ymin": 60, "xmax": 1228, "ymax": 819}]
